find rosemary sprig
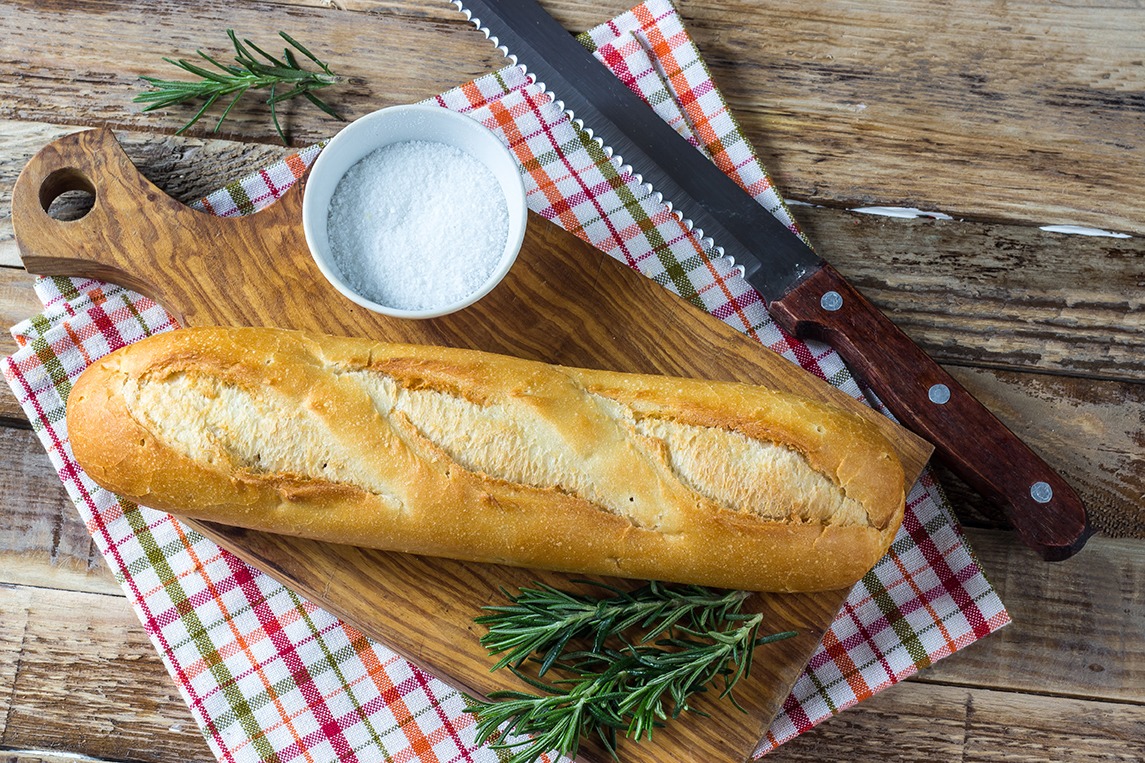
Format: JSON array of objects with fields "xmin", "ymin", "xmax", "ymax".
[
  {"xmin": 476, "ymin": 581, "xmax": 754, "ymax": 674},
  {"xmin": 468, "ymin": 582, "xmax": 798, "ymax": 763},
  {"xmin": 134, "ymin": 30, "xmax": 344, "ymax": 143},
  {"xmin": 467, "ymin": 660, "xmax": 631, "ymax": 763},
  {"xmin": 609, "ymin": 618, "xmax": 798, "ymax": 739}
]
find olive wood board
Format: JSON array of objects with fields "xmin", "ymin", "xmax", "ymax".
[{"xmin": 12, "ymin": 128, "xmax": 932, "ymax": 762}]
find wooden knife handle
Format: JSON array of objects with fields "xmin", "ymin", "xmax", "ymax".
[{"xmin": 769, "ymin": 263, "xmax": 1092, "ymax": 560}]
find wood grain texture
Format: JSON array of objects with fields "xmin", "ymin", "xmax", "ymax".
[
  {"xmin": 0, "ymin": 426, "xmax": 118, "ymax": 596},
  {"xmin": 3, "ymin": 0, "xmax": 1143, "ymax": 233},
  {"xmin": 3, "ymin": 755, "xmax": 137, "ymax": 763},
  {"xmin": 1, "ymin": 754, "xmax": 150, "ymax": 763},
  {"xmin": 0, "ymin": 537, "xmax": 1142, "ymax": 763},
  {"xmin": 0, "ymin": 120, "xmax": 294, "ymax": 267},
  {"xmin": 0, "ymin": 273, "xmax": 41, "ymax": 340},
  {"xmin": 0, "ymin": 0, "xmax": 499, "ymax": 143},
  {"xmin": 10, "ymin": 127, "xmax": 933, "ymax": 762},
  {"xmin": 942, "ymin": 367, "xmax": 1145, "ymax": 540},
  {"xmin": 1, "ymin": 0, "xmax": 1143, "ymax": 759},
  {"xmin": 796, "ymin": 207, "xmax": 1145, "ymax": 384},
  {"xmin": 765, "ymin": 680, "xmax": 1145, "ymax": 763},
  {"xmin": 540, "ymin": 0, "xmax": 1145, "ymax": 233},
  {"xmin": 923, "ymin": 528, "xmax": 1145, "ymax": 706},
  {"xmin": 0, "ymin": 585, "xmax": 209, "ymax": 762},
  {"xmin": 0, "ymin": 266, "xmax": 46, "ymax": 425},
  {"xmin": 0, "ymin": 123, "xmax": 79, "ymax": 268}
]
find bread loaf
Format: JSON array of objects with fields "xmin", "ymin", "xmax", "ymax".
[{"xmin": 66, "ymin": 326, "xmax": 905, "ymax": 592}]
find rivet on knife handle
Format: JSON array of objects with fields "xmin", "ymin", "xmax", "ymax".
[{"xmin": 768, "ymin": 263, "xmax": 1094, "ymax": 561}]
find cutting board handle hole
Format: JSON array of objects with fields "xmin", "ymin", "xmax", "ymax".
[{"xmin": 39, "ymin": 168, "xmax": 96, "ymax": 222}]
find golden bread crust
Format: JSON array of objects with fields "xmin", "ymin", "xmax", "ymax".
[{"xmin": 66, "ymin": 326, "xmax": 906, "ymax": 592}]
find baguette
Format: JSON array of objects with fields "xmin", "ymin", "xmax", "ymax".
[{"xmin": 66, "ymin": 326, "xmax": 905, "ymax": 592}]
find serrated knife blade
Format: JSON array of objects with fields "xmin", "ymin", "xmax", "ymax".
[
  {"xmin": 449, "ymin": 0, "xmax": 1092, "ymax": 560},
  {"xmin": 451, "ymin": 0, "xmax": 822, "ymax": 298}
]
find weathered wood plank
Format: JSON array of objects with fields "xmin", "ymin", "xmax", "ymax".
[
  {"xmin": 540, "ymin": 0, "xmax": 1145, "ymax": 233},
  {"xmin": 0, "ymin": 586, "xmax": 209, "ymax": 763},
  {"xmin": 1, "ymin": 580, "xmax": 1141, "ymax": 763},
  {"xmin": 0, "ymin": 268, "xmax": 39, "ymax": 427},
  {"xmin": 942, "ymin": 368, "xmax": 1145, "ymax": 539},
  {"xmin": 2, "ymin": 753, "xmax": 137, "ymax": 763},
  {"xmin": 4, "ymin": 0, "xmax": 1143, "ymax": 233},
  {"xmin": 766, "ymin": 679, "xmax": 1145, "ymax": 763},
  {"xmin": 799, "ymin": 208, "xmax": 1145, "ymax": 384},
  {"xmin": 0, "ymin": 268, "xmax": 41, "ymax": 350},
  {"xmin": 0, "ymin": 595, "xmax": 29, "ymax": 742},
  {"xmin": 0, "ymin": 425, "xmax": 119, "ymax": 596},
  {"xmin": 918, "ymin": 528, "xmax": 1145, "ymax": 705},
  {"xmin": 0, "ymin": 270, "xmax": 40, "ymax": 324},
  {"xmin": 0, "ymin": 124, "xmax": 75, "ymax": 268}
]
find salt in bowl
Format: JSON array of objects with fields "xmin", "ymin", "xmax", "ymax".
[{"xmin": 301, "ymin": 104, "xmax": 528, "ymax": 319}]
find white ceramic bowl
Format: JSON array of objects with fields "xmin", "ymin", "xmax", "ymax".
[{"xmin": 302, "ymin": 104, "xmax": 527, "ymax": 319}]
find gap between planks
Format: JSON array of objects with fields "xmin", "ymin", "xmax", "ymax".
[{"xmin": 908, "ymin": 675, "xmax": 1145, "ymax": 709}]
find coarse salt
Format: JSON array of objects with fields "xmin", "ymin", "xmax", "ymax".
[{"xmin": 327, "ymin": 140, "xmax": 510, "ymax": 312}]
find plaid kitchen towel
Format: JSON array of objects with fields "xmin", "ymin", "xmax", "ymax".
[{"xmin": 3, "ymin": 0, "xmax": 1008, "ymax": 760}]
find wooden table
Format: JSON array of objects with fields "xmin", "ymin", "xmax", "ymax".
[{"xmin": 1, "ymin": 1, "xmax": 1142, "ymax": 761}]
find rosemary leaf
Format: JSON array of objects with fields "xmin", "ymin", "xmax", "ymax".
[
  {"xmin": 281, "ymin": 31, "xmax": 335, "ymax": 74},
  {"xmin": 214, "ymin": 89, "xmax": 248, "ymax": 132},
  {"xmin": 179, "ymin": 92, "xmax": 222, "ymax": 135},
  {"xmin": 470, "ymin": 581, "xmax": 798, "ymax": 763},
  {"xmin": 240, "ymin": 35, "xmax": 285, "ymax": 68},
  {"xmin": 134, "ymin": 29, "xmax": 344, "ymax": 143},
  {"xmin": 476, "ymin": 581, "xmax": 752, "ymax": 674},
  {"xmin": 304, "ymin": 90, "xmax": 346, "ymax": 121}
]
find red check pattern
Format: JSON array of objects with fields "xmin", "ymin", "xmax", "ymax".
[{"xmin": 3, "ymin": 1, "xmax": 1008, "ymax": 760}]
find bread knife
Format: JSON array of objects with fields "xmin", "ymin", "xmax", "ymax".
[{"xmin": 447, "ymin": 0, "xmax": 1092, "ymax": 559}]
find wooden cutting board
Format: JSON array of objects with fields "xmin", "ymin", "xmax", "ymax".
[{"xmin": 12, "ymin": 128, "xmax": 932, "ymax": 762}]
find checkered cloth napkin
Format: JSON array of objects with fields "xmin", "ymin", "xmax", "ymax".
[{"xmin": 3, "ymin": 1, "xmax": 1009, "ymax": 760}]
